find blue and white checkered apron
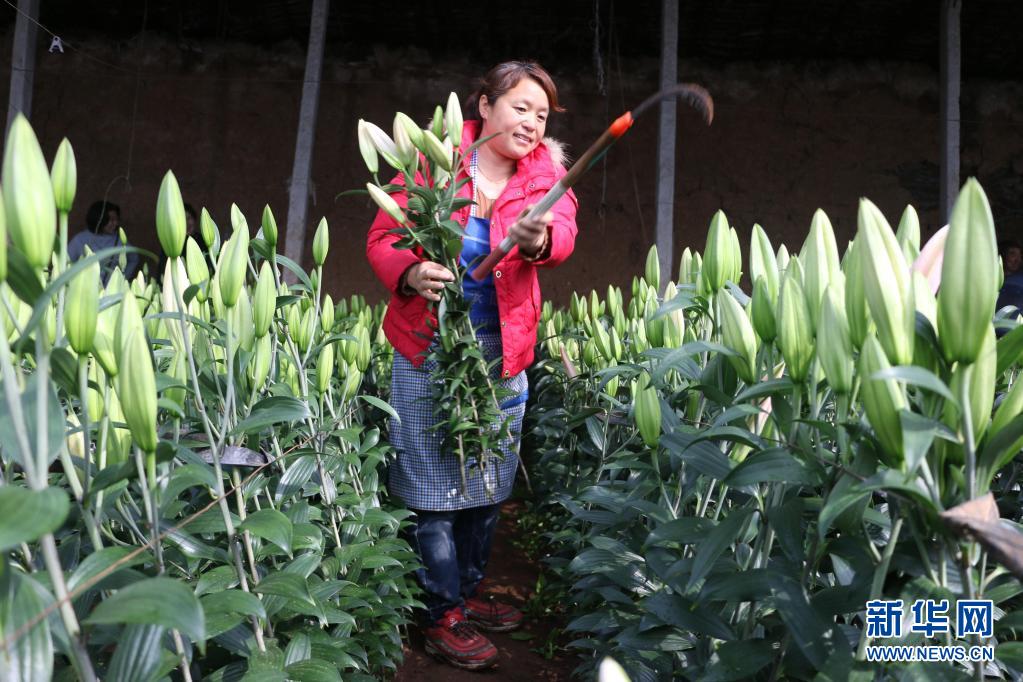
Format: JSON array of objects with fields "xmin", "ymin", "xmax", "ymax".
[
  {"xmin": 387, "ymin": 330, "xmax": 528, "ymax": 511},
  {"xmin": 387, "ymin": 149, "xmax": 529, "ymax": 511}
]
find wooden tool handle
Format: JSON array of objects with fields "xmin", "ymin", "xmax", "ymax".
[
  {"xmin": 470, "ymin": 236, "xmax": 514, "ymax": 281},
  {"xmin": 469, "ymin": 112, "xmax": 633, "ymax": 282}
]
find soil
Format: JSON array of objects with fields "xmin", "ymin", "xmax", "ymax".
[{"xmin": 393, "ymin": 501, "xmax": 578, "ymax": 682}]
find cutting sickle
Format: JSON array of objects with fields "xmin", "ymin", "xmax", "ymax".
[{"xmin": 470, "ymin": 83, "xmax": 714, "ymax": 281}]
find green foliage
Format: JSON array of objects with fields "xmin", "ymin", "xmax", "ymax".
[
  {"xmin": 0, "ymin": 122, "xmax": 416, "ymax": 679},
  {"xmin": 523, "ymin": 196, "xmax": 1023, "ymax": 680}
]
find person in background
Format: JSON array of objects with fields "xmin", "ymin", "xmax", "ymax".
[
  {"xmin": 998, "ymin": 239, "xmax": 1023, "ymax": 313},
  {"xmin": 1000, "ymin": 240, "xmax": 1022, "ymax": 276},
  {"xmin": 366, "ymin": 60, "xmax": 578, "ymax": 671},
  {"xmin": 67, "ymin": 200, "xmax": 140, "ymax": 282}
]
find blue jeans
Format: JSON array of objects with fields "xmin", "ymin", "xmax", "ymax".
[{"xmin": 405, "ymin": 503, "xmax": 501, "ymax": 624}]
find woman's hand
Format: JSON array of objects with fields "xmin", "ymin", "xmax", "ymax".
[
  {"xmin": 404, "ymin": 261, "xmax": 454, "ymax": 301},
  {"xmin": 508, "ymin": 205, "xmax": 553, "ymax": 258}
]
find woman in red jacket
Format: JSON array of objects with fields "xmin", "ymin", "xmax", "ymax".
[{"xmin": 366, "ymin": 61, "xmax": 577, "ymax": 670}]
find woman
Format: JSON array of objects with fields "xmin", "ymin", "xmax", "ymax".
[
  {"xmin": 68, "ymin": 200, "xmax": 142, "ymax": 282},
  {"xmin": 366, "ymin": 60, "xmax": 577, "ymax": 670}
]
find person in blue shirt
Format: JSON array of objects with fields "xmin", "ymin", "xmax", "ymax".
[
  {"xmin": 67, "ymin": 200, "xmax": 140, "ymax": 282},
  {"xmin": 997, "ymin": 240, "xmax": 1023, "ymax": 313}
]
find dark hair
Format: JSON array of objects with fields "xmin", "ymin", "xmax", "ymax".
[
  {"xmin": 184, "ymin": 203, "xmax": 197, "ymax": 220},
  {"xmin": 999, "ymin": 239, "xmax": 1022, "ymax": 256},
  {"xmin": 464, "ymin": 60, "xmax": 565, "ymax": 121},
  {"xmin": 86, "ymin": 200, "xmax": 120, "ymax": 233}
]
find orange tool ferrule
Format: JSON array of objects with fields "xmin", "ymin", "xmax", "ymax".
[{"xmin": 609, "ymin": 112, "xmax": 634, "ymax": 138}]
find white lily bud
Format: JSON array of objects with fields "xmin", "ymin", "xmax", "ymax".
[{"xmin": 367, "ymin": 184, "xmax": 405, "ymax": 225}]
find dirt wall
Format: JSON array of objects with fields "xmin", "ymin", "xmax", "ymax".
[{"xmin": 6, "ymin": 35, "xmax": 1023, "ymax": 305}]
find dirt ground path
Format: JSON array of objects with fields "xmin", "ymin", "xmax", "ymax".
[{"xmin": 394, "ymin": 501, "xmax": 578, "ymax": 681}]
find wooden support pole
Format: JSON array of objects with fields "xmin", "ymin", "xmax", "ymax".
[
  {"xmin": 6, "ymin": 0, "xmax": 40, "ymax": 135},
  {"xmin": 284, "ymin": 0, "xmax": 329, "ymax": 269},
  {"xmin": 656, "ymin": 0, "xmax": 678, "ymax": 283},
  {"xmin": 939, "ymin": 0, "xmax": 961, "ymax": 223}
]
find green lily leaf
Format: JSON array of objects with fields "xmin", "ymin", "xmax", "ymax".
[
  {"xmin": 0, "ymin": 486, "xmax": 69, "ymax": 551},
  {"xmin": 86, "ymin": 577, "xmax": 205, "ymax": 650},
  {"xmin": 241, "ymin": 509, "xmax": 294, "ymax": 555}
]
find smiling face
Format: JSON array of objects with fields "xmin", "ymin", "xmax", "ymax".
[{"xmin": 478, "ymin": 77, "xmax": 550, "ymax": 160}]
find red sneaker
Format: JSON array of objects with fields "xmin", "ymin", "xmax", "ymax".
[
  {"xmin": 423, "ymin": 607, "xmax": 499, "ymax": 670},
  {"xmin": 464, "ymin": 594, "xmax": 524, "ymax": 632}
]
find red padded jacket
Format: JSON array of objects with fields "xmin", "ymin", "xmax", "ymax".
[{"xmin": 366, "ymin": 119, "xmax": 578, "ymax": 377}]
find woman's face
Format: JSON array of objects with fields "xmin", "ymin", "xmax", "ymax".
[
  {"xmin": 103, "ymin": 209, "xmax": 120, "ymax": 234},
  {"xmin": 1006, "ymin": 247, "xmax": 1022, "ymax": 274},
  {"xmin": 479, "ymin": 77, "xmax": 549, "ymax": 160}
]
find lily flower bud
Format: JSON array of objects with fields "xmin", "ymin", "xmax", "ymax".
[
  {"xmin": 751, "ymin": 276, "xmax": 776, "ymax": 343},
  {"xmin": 229, "ymin": 288, "xmax": 255, "ymax": 352},
  {"xmin": 363, "ymin": 120, "xmax": 404, "ymax": 171},
  {"xmin": 912, "ymin": 225, "xmax": 949, "ymax": 296},
  {"xmin": 800, "ymin": 209, "xmax": 840, "ymax": 333},
  {"xmin": 261, "ymin": 204, "xmax": 278, "ymax": 247},
  {"xmin": 818, "ymin": 285, "xmax": 853, "ymax": 394},
  {"xmin": 776, "ymin": 244, "xmax": 790, "ymax": 274},
  {"xmin": 321, "ymin": 294, "xmax": 335, "ymax": 333},
  {"xmin": 728, "ymin": 227, "xmax": 743, "ymax": 284},
  {"xmin": 356, "ymin": 324, "xmax": 372, "ymax": 372},
  {"xmin": 858, "ymin": 198, "xmax": 913, "ymax": 366},
  {"xmin": 943, "ymin": 326, "xmax": 996, "ymax": 445},
  {"xmin": 896, "ymin": 204, "xmax": 920, "ymax": 263},
  {"xmin": 249, "ymin": 334, "xmax": 273, "ymax": 389},
  {"xmin": 393, "ymin": 113, "xmax": 417, "ymax": 168},
  {"xmin": 632, "ymin": 372, "xmax": 661, "ymax": 449},
  {"xmin": 749, "ymin": 224, "xmax": 778, "ymax": 303},
  {"xmin": 366, "ymin": 183, "xmax": 406, "ymax": 225},
  {"xmin": 777, "ymin": 266, "xmax": 814, "ymax": 382},
  {"xmin": 253, "ymin": 263, "xmax": 276, "ymax": 339},
  {"xmin": 717, "ymin": 291, "xmax": 758, "ymax": 384},
  {"xmin": 2, "ymin": 115, "xmax": 56, "ymax": 269},
  {"xmin": 394, "ymin": 112, "xmax": 424, "ymax": 151},
  {"xmin": 421, "ymin": 130, "xmax": 452, "ymax": 171},
  {"xmin": 343, "ymin": 364, "xmax": 363, "ymax": 400},
  {"xmin": 117, "ymin": 227, "xmax": 129, "ymax": 272},
  {"xmin": 859, "ymin": 334, "xmax": 906, "ymax": 467},
  {"xmin": 0, "ymin": 188, "xmax": 7, "ymax": 282},
  {"xmin": 582, "ymin": 338, "xmax": 598, "ymax": 368},
  {"xmin": 200, "ymin": 208, "xmax": 220, "ymax": 256},
  {"xmin": 184, "ymin": 236, "xmax": 210, "ymax": 301},
  {"xmin": 156, "ymin": 171, "xmax": 187, "ymax": 259},
  {"xmin": 701, "ymin": 210, "xmax": 730, "ymax": 294},
  {"xmin": 444, "ymin": 92, "xmax": 463, "ymax": 144},
  {"xmin": 218, "ymin": 223, "xmax": 250, "ymax": 309},
  {"xmin": 115, "ymin": 286, "xmax": 146, "ymax": 365},
  {"xmin": 431, "ymin": 105, "xmax": 445, "ymax": 139},
  {"xmin": 598, "ymin": 657, "xmax": 631, "ymax": 682},
  {"xmin": 937, "ymin": 179, "xmax": 998, "ymax": 365},
  {"xmin": 843, "ymin": 236, "xmax": 873, "ymax": 351},
  {"xmin": 677, "ymin": 247, "xmax": 694, "ymax": 286},
  {"xmin": 161, "ymin": 256, "xmax": 192, "ymax": 351},
  {"xmin": 51, "ymin": 138, "xmax": 77, "ymax": 214},
  {"xmin": 317, "ymin": 343, "xmax": 334, "ymax": 395},
  {"xmin": 312, "ymin": 217, "xmax": 329, "ymax": 267},
  {"xmin": 117, "ymin": 326, "xmax": 158, "ymax": 453},
  {"xmin": 644, "ymin": 245, "xmax": 660, "ymax": 293},
  {"xmin": 357, "ymin": 119, "xmax": 379, "ymax": 175}
]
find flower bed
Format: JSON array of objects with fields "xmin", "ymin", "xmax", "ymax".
[
  {"xmin": 523, "ymin": 188, "xmax": 1023, "ymax": 680},
  {"xmin": 0, "ymin": 117, "xmax": 417, "ymax": 681}
]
